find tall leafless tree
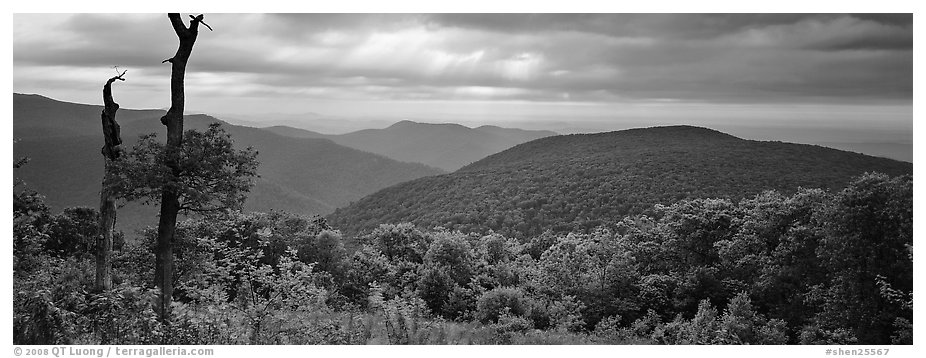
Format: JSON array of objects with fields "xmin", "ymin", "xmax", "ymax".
[
  {"xmin": 155, "ymin": 13, "xmax": 210, "ymax": 321},
  {"xmin": 96, "ymin": 69, "xmax": 126, "ymax": 292}
]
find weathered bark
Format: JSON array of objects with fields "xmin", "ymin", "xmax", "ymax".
[
  {"xmin": 155, "ymin": 13, "xmax": 205, "ymax": 322},
  {"xmin": 96, "ymin": 71, "xmax": 125, "ymax": 292}
]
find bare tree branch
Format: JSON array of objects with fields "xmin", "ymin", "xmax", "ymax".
[{"xmin": 190, "ymin": 14, "xmax": 213, "ymax": 31}]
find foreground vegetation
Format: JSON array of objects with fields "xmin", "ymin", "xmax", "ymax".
[{"xmin": 13, "ymin": 169, "xmax": 911, "ymax": 345}]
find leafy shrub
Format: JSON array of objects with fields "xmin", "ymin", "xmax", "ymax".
[
  {"xmin": 82, "ymin": 285, "xmax": 163, "ymax": 344},
  {"xmin": 594, "ymin": 315, "xmax": 622, "ymax": 336},
  {"xmin": 424, "ymin": 231, "xmax": 475, "ymax": 286},
  {"xmin": 295, "ymin": 229, "xmax": 346, "ymax": 277},
  {"xmin": 175, "ymin": 233, "xmax": 329, "ymax": 344},
  {"xmin": 340, "ymin": 246, "xmax": 391, "ymax": 308},
  {"xmin": 475, "ymin": 287, "xmax": 528, "ymax": 324},
  {"xmin": 443, "ymin": 285, "xmax": 478, "ymax": 321},
  {"xmin": 416, "ymin": 266, "xmax": 455, "ymax": 317},
  {"xmin": 13, "ymin": 257, "xmax": 92, "ymax": 344},
  {"xmin": 717, "ymin": 292, "xmax": 786, "ymax": 344},
  {"xmin": 890, "ymin": 318, "xmax": 912, "ymax": 345},
  {"xmin": 798, "ymin": 323, "xmax": 858, "ymax": 345},
  {"xmin": 547, "ymin": 295, "xmax": 586, "ymax": 332},
  {"xmin": 675, "ymin": 299, "xmax": 721, "ymax": 344},
  {"xmin": 14, "ymin": 285, "xmax": 83, "ymax": 344},
  {"xmin": 493, "ymin": 309, "xmax": 533, "ymax": 333},
  {"xmin": 43, "ymin": 207, "xmax": 100, "ymax": 258},
  {"xmin": 366, "ymin": 283, "xmax": 433, "ymax": 344},
  {"xmin": 366, "ymin": 223, "xmax": 431, "ymax": 264}
]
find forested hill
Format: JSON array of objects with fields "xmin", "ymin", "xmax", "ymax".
[
  {"xmin": 13, "ymin": 93, "xmax": 443, "ymax": 235},
  {"xmin": 328, "ymin": 125, "xmax": 913, "ymax": 238}
]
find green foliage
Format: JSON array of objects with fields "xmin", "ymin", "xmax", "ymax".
[
  {"xmin": 13, "ymin": 201, "xmax": 50, "ymax": 274},
  {"xmin": 716, "ymin": 188, "xmax": 829, "ymax": 327},
  {"xmin": 341, "ymin": 246, "xmax": 391, "ymax": 307},
  {"xmin": 492, "ymin": 309, "xmax": 534, "ymax": 336},
  {"xmin": 366, "ymin": 283, "xmax": 432, "ymax": 344},
  {"xmin": 81, "ymin": 285, "xmax": 164, "ymax": 344},
  {"xmin": 175, "ymin": 236, "xmax": 328, "ymax": 344},
  {"xmin": 593, "ymin": 315, "xmax": 623, "ymax": 337},
  {"xmin": 416, "ymin": 266, "xmax": 456, "ymax": 318},
  {"xmin": 541, "ymin": 295, "xmax": 587, "ymax": 332},
  {"xmin": 424, "ymin": 231, "xmax": 475, "ymax": 286},
  {"xmin": 890, "ymin": 318, "xmax": 912, "ymax": 345},
  {"xmin": 656, "ymin": 198, "xmax": 739, "ymax": 269},
  {"xmin": 537, "ymin": 229, "xmax": 638, "ymax": 328},
  {"xmin": 43, "ymin": 207, "xmax": 101, "ymax": 258},
  {"xmin": 798, "ymin": 323, "xmax": 859, "ymax": 345},
  {"xmin": 475, "ymin": 287, "xmax": 529, "ymax": 324},
  {"xmin": 366, "ymin": 223, "xmax": 431, "ymax": 264},
  {"xmin": 414, "ymin": 231, "xmax": 478, "ymax": 319},
  {"xmin": 677, "ymin": 299, "xmax": 722, "ymax": 344},
  {"xmin": 110, "ymin": 122, "xmax": 259, "ymax": 213},
  {"xmin": 715, "ymin": 292, "xmax": 788, "ymax": 344},
  {"xmin": 13, "ymin": 257, "xmax": 90, "ymax": 344},
  {"xmin": 296, "ymin": 229, "xmax": 346, "ymax": 277},
  {"xmin": 13, "ymin": 158, "xmax": 52, "ymax": 274},
  {"xmin": 13, "ymin": 254, "xmax": 163, "ymax": 345},
  {"xmin": 813, "ymin": 173, "xmax": 912, "ymax": 343}
]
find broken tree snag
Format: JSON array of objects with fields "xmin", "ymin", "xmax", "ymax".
[
  {"xmin": 101, "ymin": 70, "xmax": 126, "ymax": 160},
  {"xmin": 155, "ymin": 13, "xmax": 206, "ymax": 322},
  {"xmin": 96, "ymin": 69, "xmax": 126, "ymax": 292}
]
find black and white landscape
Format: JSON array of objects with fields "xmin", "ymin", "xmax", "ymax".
[{"xmin": 12, "ymin": 13, "xmax": 912, "ymax": 346}]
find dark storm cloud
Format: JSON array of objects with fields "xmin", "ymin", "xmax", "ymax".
[
  {"xmin": 428, "ymin": 14, "xmax": 821, "ymax": 39},
  {"xmin": 850, "ymin": 13, "xmax": 912, "ymax": 27},
  {"xmin": 13, "ymin": 13, "xmax": 913, "ymax": 104},
  {"xmin": 428, "ymin": 13, "xmax": 912, "ymax": 50}
]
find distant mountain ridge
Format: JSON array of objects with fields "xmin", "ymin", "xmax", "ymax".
[
  {"xmin": 13, "ymin": 93, "xmax": 443, "ymax": 236},
  {"xmin": 13, "ymin": 93, "xmax": 166, "ymax": 139},
  {"xmin": 262, "ymin": 126, "xmax": 328, "ymax": 139},
  {"xmin": 265, "ymin": 120, "xmax": 558, "ymax": 171},
  {"xmin": 328, "ymin": 125, "xmax": 913, "ymax": 238}
]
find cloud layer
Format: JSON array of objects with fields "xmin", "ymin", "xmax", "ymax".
[{"xmin": 13, "ymin": 13, "xmax": 912, "ymax": 116}]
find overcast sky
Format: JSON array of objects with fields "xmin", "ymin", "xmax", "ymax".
[{"xmin": 13, "ymin": 13, "xmax": 912, "ymax": 140}]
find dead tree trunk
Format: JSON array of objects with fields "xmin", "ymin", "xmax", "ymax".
[
  {"xmin": 155, "ymin": 13, "xmax": 208, "ymax": 322},
  {"xmin": 97, "ymin": 70, "xmax": 126, "ymax": 293}
]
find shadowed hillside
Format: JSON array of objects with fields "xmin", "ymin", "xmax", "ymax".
[{"xmin": 13, "ymin": 93, "xmax": 443, "ymax": 236}]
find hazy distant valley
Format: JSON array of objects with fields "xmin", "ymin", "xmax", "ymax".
[{"xmin": 263, "ymin": 121, "xmax": 557, "ymax": 171}]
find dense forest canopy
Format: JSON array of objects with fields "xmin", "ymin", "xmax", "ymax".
[{"xmin": 329, "ymin": 126, "xmax": 912, "ymax": 239}]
